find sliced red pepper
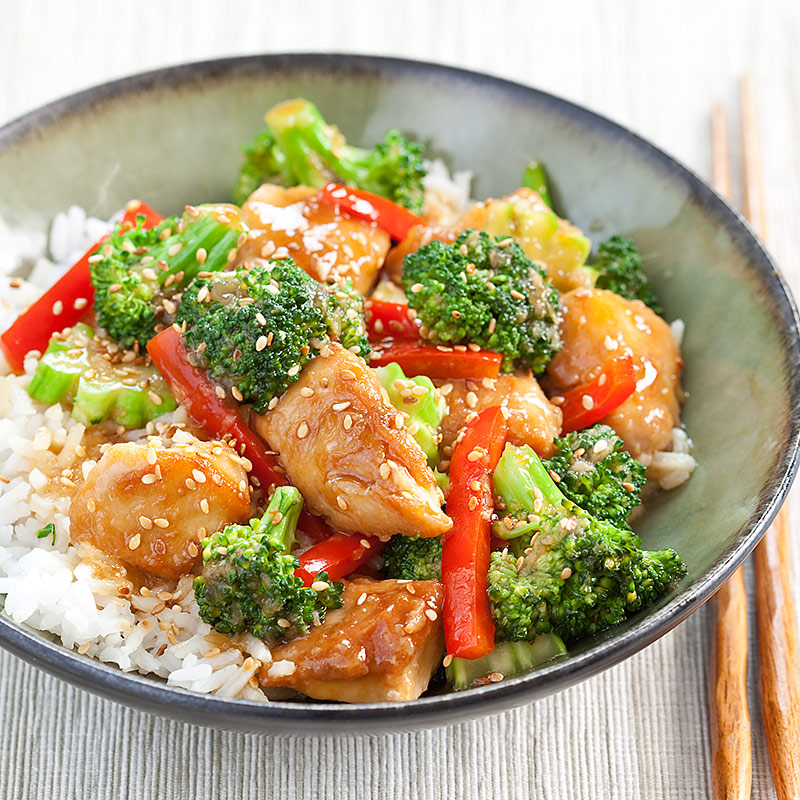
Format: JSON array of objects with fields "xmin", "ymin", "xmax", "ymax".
[
  {"xmin": 295, "ymin": 533, "xmax": 383, "ymax": 585},
  {"xmin": 147, "ymin": 325, "xmax": 287, "ymax": 490},
  {"xmin": 147, "ymin": 325, "xmax": 333, "ymax": 540},
  {"xmin": 558, "ymin": 353, "xmax": 637, "ymax": 434},
  {"xmin": 317, "ymin": 182, "xmax": 426, "ymax": 241},
  {"xmin": 364, "ymin": 299, "xmax": 420, "ymax": 340},
  {"xmin": 369, "ymin": 340, "xmax": 502, "ymax": 380},
  {"xmin": 441, "ymin": 405, "xmax": 508, "ymax": 659},
  {"xmin": 1, "ymin": 201, "xmax": 163, "ymax": 373}
]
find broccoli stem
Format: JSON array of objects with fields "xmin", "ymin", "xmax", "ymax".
[
  {"xmin": 493, "ymin": 442, "xmax": 565, "ymax": 513},
  {"xmin": 26, "ymin": 323, "xmax": 177, "ymax": 428},
  {"xmin": 446, "ymin": 635, "xmax": 567, "ymax": 690},
  {"xmin": 522, "ymin": 159, "xmax": 552, "ymax": 208},
  {"xmin": 374, "ymin": 361, "xmax": 447, "ymax": 467},
  {"xmin": 259, "ymin": 486, "xmax": 304, "ymax": 553}
]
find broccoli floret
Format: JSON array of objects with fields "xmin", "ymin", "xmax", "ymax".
[
  {"xmin": 26, "ymin": 323, "xmax": 176, "ymax": 428},
  {"xmin": 233, "ymin": 98, "xmax": 426, "ymax": 212},
  {"xmin": 402, "ymin": 229, "xmax": 561, "ymax": 374},
  {"xmin": 90, "ymin": 207, "xmax": 244, "ymax": 349},
  {"xmin": 383, "ymin": 535, "xmax": 442, "ymax": 581},
  {"xmin": 542, "ymin": 424, "xmax": 646, "ymax": 529},
  {"xmin": 194, "ymin": 486, "xmax": 343, "ymax": 643},
  {"xmin": 374, "ymin": 361, "xmax": 447, "ymax": 467},
  {"xmin": 488, "ymin": 443, "xmax": 685, "ymax": 643},
  {"xmin": 521, "ymin": 159, "xmax": 552, "ymax": 208},
  {"xmin": 584, "ymin": 235, "xmax": 662, "ymax": 314},
  {"xmin": 177, "ymin": 259, "xmax": 369, "ymax": 412}
]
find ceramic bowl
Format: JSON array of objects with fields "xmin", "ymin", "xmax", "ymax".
[{"xmin": 0, "ymin": 54, "xmax": 798, "ymax": 734}]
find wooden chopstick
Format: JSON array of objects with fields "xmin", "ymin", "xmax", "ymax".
[
  {"xmin": 740, "ymin": 74, "xmax": 800, "ymax": 800},
  {"xmin": 708, "ymin": 103, "xmax": 752, "ymax": 800}
]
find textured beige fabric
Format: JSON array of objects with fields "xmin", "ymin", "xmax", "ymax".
[{"xmin": 1, "ymin": 0, "xmax": 799, "ymax": 797}]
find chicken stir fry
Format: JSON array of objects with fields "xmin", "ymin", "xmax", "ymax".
[{"xmin": 11, "ymin": 97, "xmax": 692, "ymax": 704}]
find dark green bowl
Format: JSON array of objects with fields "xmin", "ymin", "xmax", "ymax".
[{"xmin": 0, "ymin": 54, "xmax": 798, "ymax": 734}]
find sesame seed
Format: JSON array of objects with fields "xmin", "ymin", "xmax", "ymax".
[
  {"xmin": 466, "ymin": 448, "xmax": 483, "ymax": 462},
  {"xmin": 341, "ymin": 369, "xmax": 356, "ymax": 380},
  {"xmin": 227, "ymin": 248, "xmax": 238, "ymax": 263},
  {"xmin": 451, "ymin": 310, "xmax": 461, "ymax": 319},
  {"xmin": 200, "ymin": 498, "xmax": 210, "ymax": 513},
  {"xmin": 337, "ymin": 496, "xmax": 348, "ymax": 510},
  {"xmin": 311, "ymin": 581, "xmax": 330, "ymax": 592},
  {"xmin": 560, "ymin": 567, "xmax": 573, "ymax": 580},
  {"xmin": 296, "ymin": 421, "xmax": 309, "ymax": 439},
  {"xmin": 357, "ymin": 592, "xmax": 368, "ymax": 606},
  {"xmin": 192, "ymin": 469, "xmax": 207, "ymax": 484},
  {"xmin": 379, "ymin": 462, "xmax": 391, "ymax": 480},
  {"xmin": 277, "ymin": 618, "xmax": 291, "ymax": 629},
  {"xmin": 287, "ymin": 364, "xmax": 300, "ymax": 377},
  {"xmin": 154, "ymin": 518, "xmax": 169, "ymax": 529},
  {"xmin": 465, "ymin": 391, "xmax": 479, "ymax": 409},
  {"xmin": 148, "ymin": 390, "xmax": 163, "ymax": 406},
  {"xmin": 410, "ymin": 283, "xmax": 424, "ymax": 293},
  {"xmin": 343, "ymin": 414, "xmax": 353, "ymax": 431},
  {"xmin": 146, "ymin": 448, "xmax": 157, "ymax": 465},
  {"xmin": 73, "ymin": 297, "xmax": 88, "ymax": 310},
  {"xmin": 360, "ymin": 539, "xmax": 371, "ymax": 549},
  {"xmin": 551, "ymin": 395, "xmax": 565, "ymax": 406},
  {"xmin": 439, "ymin": 383, "xmax": 453, "ymax": 397},
  {"xmin": 549, "ymin": 470, "xmax": 561, "ymax": 483},
  {"xmin": 215, "ymin": 385, "xmax": 226, "ymax": 399},
  {"xmin": 185, "ymin": 477, "xmax": 196, "ymax": 490},
  {"xmin": 141, "ymin": 473, "xmax": 157, "ymax": 485},
  {"xmin": 332, "ymin": 401, "xmax": 351, "ymax": 412},
  {"xmin": 395, "ymin": 412, "xmax": 405, "ymax": 429},
  {"xmin": 425, "ymin": 609, "xmax": 438, "ymax": 621},
  {"xmin": 406, "ymin": 584, "xmax": 416, "ymax": 595},
  {"xmin": 468, "ymin": 497, "xmax": 478, "ymax": 511},
  {"xmin": 581, "ymin": 395, "xmax": 594, "ymax": 410},
  {"xmin": 188, "ymin": 541, "xmax": 200, "ymax": 557},
  {"xmin": 168, "ymin": 243, "xmax": 183, "ymax": 257},
  {"xmin": 598, "ymin": 373, "xmax": 607, "ymax": 386},
  {"xmin": 196, "ymin": 286, "xmax": 210, "ymax": 303},
  {"xmin": 268, "ymin": 397, "xmax": 279, "ymax": 410},
  {"xmin": 231, "ymin": 386, "xmax": 243, "ymax": 401},
  {"xmin": 162, "ymin": 298, "xmax": 177, "ymax": 315},
  {"xmin": 510, "ymin": 289, "xmax": 525, "ymax": 300},
  {"xmin": 255, "ymin": 312, "xmax": 267, "ymax": 326},
  {"xmin": 128, "ymin": 533, "xmax": 141, "ymax": 550},
  {"xmin": 87, "ymin": 498, "xmax": 97, "ymax": 512},
  {"xmin": 300, "ymin": 387, "xmax": 314, "ymax": 397},
  {"xmin": 622, "ymin": 481, "xmax": 635, "ymax": 492},
  {"xmin": 51, "ymin": 300, "xmax": 64, "ymax": 315},
  {"xmin": 260, "ymin": 241, "xmax": 276, "ymax": 258},
  {"xmin": 256, "ymin": 335, "xmax": 268, "ymax": 352},
  {"xmin": 443, "ymin": 654, "xmax": 453, "ymax": 668},
  {"xmin": 195, "ymin": 247, "xmax": 207, "ymax": 265}
]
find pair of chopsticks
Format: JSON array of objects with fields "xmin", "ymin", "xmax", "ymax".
[{"xmin": 709, "ymin": 77, "xmax": 800, "ymax": 800}]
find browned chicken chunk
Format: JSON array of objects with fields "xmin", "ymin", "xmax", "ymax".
[
  {"xmin": 544, "ymin": 288, "xmax": 683, "ymax": 457},
  {"xmin": 252, "ymin": 343, "xmax": 451, "ymax": 540},
  {"xmin": 70, "ymin": 440, "xmax": 252, "ymax": 579},
  {"xmin": 259, "ymin": 578, "xmax": 445, "ymax": 703},
  {"xmin": 437, "ymin": 374, "xmax": 563, "ymax": 459},
  {"xmin": 238, "ymin": 184, "xmax": 391, "ymax": 294}
]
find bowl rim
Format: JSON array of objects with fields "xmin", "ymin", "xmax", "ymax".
[{"xmin": 1, "ymin": 52, "xmax": 799, "ymax": 733}]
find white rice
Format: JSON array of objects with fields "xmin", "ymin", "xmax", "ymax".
[{"xmin": 0, "ymin": 182, "xmax": 695, "ymax": 699}]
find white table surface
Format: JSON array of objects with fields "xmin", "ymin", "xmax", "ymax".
[{"xmin": 1, "ymin": 0, "xmax": 799, "ymax": 797}]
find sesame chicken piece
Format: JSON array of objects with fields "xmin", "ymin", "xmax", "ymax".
[
  {"xmin": 259, "ymin": 578, "xmax": 445, "ymax": 703},
  {"xmin": 436, "ymin": 374, "xmax": 563, "ymax": 460},
  {"xmin": 252, "ymin": 343, "xmax": 451, "ymax": 540},
  {"xmin": 238, "ymin": 184, "xmax": 391, "ymax": 294},
  {"xmin": 544, "ymin": 288, "xmax": 683, "ymax": 458},
  {"xmin": 69, "ymin": 439, "xmax": 252, "ymax": 579}
]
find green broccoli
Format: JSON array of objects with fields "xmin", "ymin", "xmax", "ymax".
[
  {"xmin": 488, "ymin": 443, "xmax": 685, "ymax": 643},
  {"xmin": 177, "ymin": 259, "xmax": 369, "ymax": 412},
  {"xmin": 233, "ymin": 97, "xmax": 427, "ymax": 212},
  {"xmin": 26, "ymin": 323, "xmax": 176, "ymax": 428},
  {"xmin": 521, "ymin": 159, "xmax": 552, "ymax": 208},
  {"xmin": 90, "ymin": 207, "xmax": 245, "ymax": 349},
  {"xmin": 402, "ymin": 230, "xmax": 561, "ymax": 374},
  {"xmin": 374, "ymin": 361, "xmax": 447, "ymax": 467},
  {"xmin": 583, "ymin": 235, "xmax": 662, "ymax": 314},
  {"xmin": 542, "ymin": 424, "xmax": 646, "ymax": 529},
  {"xmin": 382, "ymin": 535, "xmax": 442, "ymax": 581},
  {"xmin": 194, "ymin": 486, "xmax": 343, "ymax": 643}
]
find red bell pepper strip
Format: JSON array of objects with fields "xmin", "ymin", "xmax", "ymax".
[
  {"xmin": 441, "ymin": 405, "xmax": 508, "ymax": 659},
  {"xmin": 557, "ymin": 353, "xmax": 637, "ymax": 434},
  {"xmin": 147, "ymin": 324, "xmax": 334, "ymax": 540},
  {"xmin": 364, "ymin": 299, "xmax": 420, "ymax": 339},
  {"xmin": 369, "ymin": 340, "xmax": 502, "ymax": 380},
  {"xmin": 295, "ymin": 533, "xmax": 383, "ymax": 585},
  {"xmin": 317, "ymin": 182, "xmax": 426, "ymax": 241},
  {"xmin": 1, "ymin": 201, "xmax": 163, "ymax": 373},
  {"xmin": 147, "ymin": 325, "xmax": 287, "ymax": 490}
]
